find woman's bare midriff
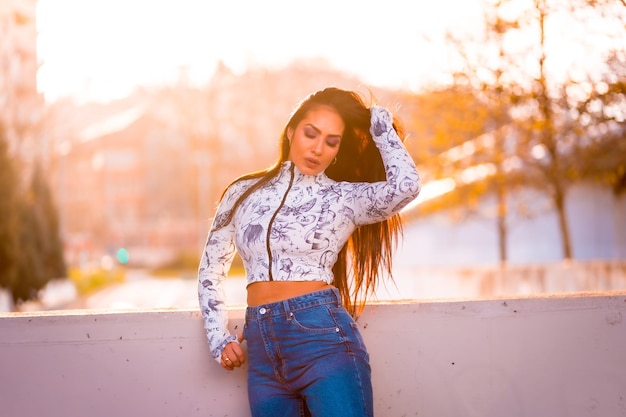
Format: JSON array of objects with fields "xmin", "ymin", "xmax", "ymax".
[{"xmin": 247, "ymin": 281, "xmax": 333, "ymax": 306}]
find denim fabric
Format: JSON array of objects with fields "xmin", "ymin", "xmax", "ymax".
[{"xmin": 243, "ymin": 288, "xmax": 373, "ymax": 417}]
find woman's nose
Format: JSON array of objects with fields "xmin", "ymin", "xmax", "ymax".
[{"xmin": 312, "ymin": 140, "xmax": 323, "ymax": 155}]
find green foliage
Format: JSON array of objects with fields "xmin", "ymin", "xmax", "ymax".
[
  {"xmin": 0, "ymin": 136, "xmax": 68, "ymax": 305},
  {"xmin": 10, "ymin": 162, "xmax": 68, "ymax": 303}
]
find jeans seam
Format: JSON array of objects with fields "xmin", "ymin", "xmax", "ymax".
[{"xmin": 350, "ymin": 353, "xmax": 370, "ymax": 417}]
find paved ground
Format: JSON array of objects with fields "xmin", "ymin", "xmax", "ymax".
[
  {"xmin": 79, "ymin": 274, "xmax": 408, "ymax": 311},
  {"xmin": 83, "ymin": 275, "xmax": 248, "ymax": 310}
]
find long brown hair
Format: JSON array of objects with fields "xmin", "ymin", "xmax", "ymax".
[{"xmin": 216, "ymin": 87, "xmax": 405, "ymax": 318}]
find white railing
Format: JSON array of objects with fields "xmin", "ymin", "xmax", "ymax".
[{"xmin": 1, "ymin": 291, "xmax": 625, "ymax": 417}]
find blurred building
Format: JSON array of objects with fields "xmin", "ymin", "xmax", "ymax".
[
  {"xmin": 47, "ymin": 63, "xmax": 372, "ymax": 268},
  {"xmin": 0, "ymin": 0, "xmax": 44, "ymax": 168},
  {"xmin": 52, "ymin": 91, "xmax": 207, "ymax": 267}
]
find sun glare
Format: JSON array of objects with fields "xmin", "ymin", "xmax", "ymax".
[
  {"xmin": 401, "ymin": 178, "xmax": 458, "ymax": 213},
  {"xmin": 35, "ymin": 1, "xmax": 621, "ymax": 104},
  {"xmin": 36, "ymin": 0, "xmax": 483, "ymax": 103}
]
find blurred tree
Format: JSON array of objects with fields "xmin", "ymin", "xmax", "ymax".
[
  {"xmin": 459, "ymin": 3, "xmax": 524, "ymax": 264},
  {"xmin": 11, "ymin": 162, "xmax": 67, "ymax": 304},
  {"xmin": 574, "ymin": 50, "xmax": 626, "ymax": 193},
  {"xmin": 0, "ymin": 127, "xmax": 20, "ymax": 295},
  {"xmin": 430, "ymin": 0, "xmax": 626, "ymax": 261},
  {"xmin": 404, "ymin": 2, "xmax": 526, "ymax": 263},
  {"xmin": 510, "ymin": 0, "xmax": 625, "ymax": 259},
  {"xmin": 400, "ymin": 85, "xmax": 492, "ymax": 209}
]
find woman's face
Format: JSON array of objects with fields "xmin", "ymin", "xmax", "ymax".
[{"xmin": 287, "ymin": 106, "xmax": 344, "ymax": 176}]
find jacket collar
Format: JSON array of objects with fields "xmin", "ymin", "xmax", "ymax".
[{"xmin": 280, "ymin": 161, "xmax": 330, "ymax": 185}]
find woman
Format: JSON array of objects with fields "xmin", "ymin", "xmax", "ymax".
[{"xmin": 198, "ymin": 87, "xmax": 420, "ymax": 416}]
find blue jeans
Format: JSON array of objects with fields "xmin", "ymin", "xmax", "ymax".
[{"xmin": 243, "ymin": 287, "xmax": 373, "ymax": 417}]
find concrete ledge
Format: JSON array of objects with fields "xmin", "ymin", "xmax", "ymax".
[{"xmin": 1, "ymin": 292, "xmax": 625, "ymax": 417}]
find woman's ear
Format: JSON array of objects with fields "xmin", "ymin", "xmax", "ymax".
[{"xmin": 287, "ymin": 127, "xmax": 293, "ymax": 142}]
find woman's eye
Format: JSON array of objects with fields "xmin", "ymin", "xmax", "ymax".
[
  {"xmin": 326, "ymin": 140, "xmax": 340, "ymax": 148},
  {"xmin": 304, "ymin": 128, "xmax": 316, "ymax": 138}
]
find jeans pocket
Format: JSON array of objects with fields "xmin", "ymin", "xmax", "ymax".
[{"xmin": 289, "ymin": 305, "xmax": 339, "ymax": 334}]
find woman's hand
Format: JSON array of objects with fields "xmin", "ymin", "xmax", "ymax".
[
  {"xmin": 220, "ymin": 333, "xmax": 246, "ymax": 371},
  {"xmin": 369, "ymin": 106, "xmax": 393, "ymax": 137}
]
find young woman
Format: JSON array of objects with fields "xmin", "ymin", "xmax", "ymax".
[{"xmin": 198, "ymin": 87, "xmax": 420, "ymax": 416}]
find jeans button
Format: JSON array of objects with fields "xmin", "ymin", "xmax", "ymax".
[{"xmin": 259, "ymin": 307, "xmax": 267, "ymax": 315}]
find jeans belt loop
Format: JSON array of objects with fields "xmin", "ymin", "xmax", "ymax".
[
  {"xmin": 332, "ymin": 287, "xmax": 341, "ymax": 306},
  {"xmin": 283, "ymin": 299, "xmax": 292, "ymax": 320}
]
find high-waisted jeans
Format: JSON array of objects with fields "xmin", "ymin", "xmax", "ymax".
[{"xmin": 243, "ymin": 287, "xmax": 373, "ymax": 417}]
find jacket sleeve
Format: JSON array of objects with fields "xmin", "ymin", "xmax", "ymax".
[
  {"xmin": 350, "ymin": 106, "xmax": 421, "ymax": 225},
  {"xmin": 197, "ymin": 182, "xmax": 245, "ymax": 363}
]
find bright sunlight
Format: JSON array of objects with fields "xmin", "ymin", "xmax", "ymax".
[{"xmin": 36, "ymin": 0, "xmax": 484, "ymax": 103}]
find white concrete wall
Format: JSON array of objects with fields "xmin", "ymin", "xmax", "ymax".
[{"xmin": 1, "ymin": 292, "xmax": 625, "ymax": 417}]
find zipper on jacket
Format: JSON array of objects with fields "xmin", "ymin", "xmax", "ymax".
[{"xmin": 266, "ymin": 164, "xmax": 295, "ymax": 281}]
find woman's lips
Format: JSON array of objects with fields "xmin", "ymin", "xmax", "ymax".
[{"xmin": 304, "ymin": 158, "xmax": 319, "ymax": 168}]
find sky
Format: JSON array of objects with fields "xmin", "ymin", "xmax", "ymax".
[
  {"xmin": 36, "ymin": 0, "xmax": 625, "ymax": 104},
  {"xmin": 36, "ymin": 0, "xmax": 485, "ymax": 103}
]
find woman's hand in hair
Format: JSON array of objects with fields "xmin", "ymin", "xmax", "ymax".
[{"xmin": 369, "ymin": 106, "xmax": 393, "ymax": 137}]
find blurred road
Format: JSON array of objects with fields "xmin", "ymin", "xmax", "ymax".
[
  {"xmin": 18, "ymin": 268, "xmax": 419, "ymax": 313},
  {"xmin": 72, "ymin": 268, "xmax": 409, "ymax": 311}
]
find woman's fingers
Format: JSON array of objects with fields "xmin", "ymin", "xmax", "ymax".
[
  {"xmin": 221, "ymin": 355, "xmax": 234, "ymax": 370},
  {"xmin": 221, "ymin": 341, "xmax": 246, "ymax": 370}
]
